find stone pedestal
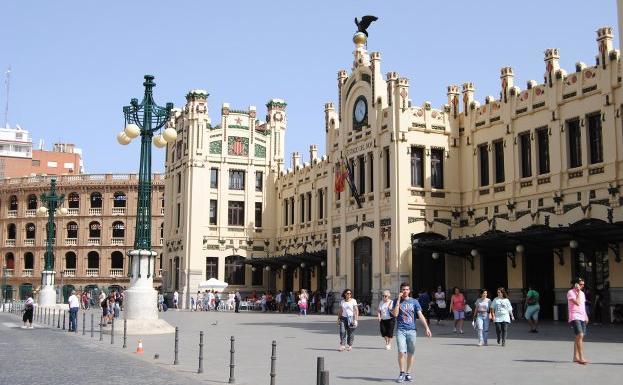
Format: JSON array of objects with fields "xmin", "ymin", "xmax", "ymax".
[
  {"xmin": 38, "ymin": 271, "xmax": 57, "ymax": 307},
  {"xmin": 124, "ymin": 249, "xmax": 174, "ymax": 335}
]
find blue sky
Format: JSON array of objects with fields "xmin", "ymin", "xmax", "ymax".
[{"xmin": 1, "ymin": 1, "xmax": 617, "ymax": 173}]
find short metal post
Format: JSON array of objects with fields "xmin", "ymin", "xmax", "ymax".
[
  {"xmin": 270, "ymin": 340, "xmax": 277, "ymax": 385},
  {"xmin": 74, "ymin": 311, "xmax": 78, "ymax": 333},
  {"xmin": 173, "ymin": 327, "xmax": 179, "ymax": 365},
  {"xmin": 110, "ymin": 318, "xmax": 115, "ymax": 344},
  {"xmin": 52, "ymin": 309, "xmax": 56, "ymax": 328},
  {"xmin": 45, "ymin": 308, "xmax": 48, "ymax": 325},
  {"xmin": 316, "ymin": 357, "xmax": 324, "ymax": 385},
  {"xmin": 197, "ymin": 331, "xmax": 204, "ymax": 374},
  {"xmin": 229, "ymin": 336, "xmax": 235, "ymax": 384},
  {"xmin": 57, "ymin": 308, "xmax": 60, "ymax": 328},
  {"xmin": 91, "ymin": 313, "xmax": 94, "ymax": 338},
  {"xmin": 123, "ymin": 319, "xmax": 127, "ymax": 348},
  {"xmin": 99, "ymin": 320, "xmax": 103, "ymax": 341},
  {"xmin": 62, "ymin": 310, "xmax": 66, "ymax": 330},
  {"xmin": 82, "ymin": 312, "xmax": 85, "ymax": 335},
  {"xmin": 320, "ymin": 371, "xmax": 329, "ymax": 385}
]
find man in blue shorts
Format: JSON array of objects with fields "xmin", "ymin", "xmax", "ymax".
[{"xmin": 391, "ymin": 282, "xmax": 432, "ymax": 383}]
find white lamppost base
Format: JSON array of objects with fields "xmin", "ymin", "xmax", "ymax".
[{"xmin": 38, "ymin": 284, "xmax": 57, "ymax": 307}]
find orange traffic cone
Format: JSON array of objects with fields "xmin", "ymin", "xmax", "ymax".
[{"xmin": 136, "ymin": 339, "xmax": 144, "ymax": 354}]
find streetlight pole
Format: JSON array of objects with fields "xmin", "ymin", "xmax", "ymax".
[
  {"xmin": 117, "ymin": 75, "xmax": 176, "ymax": 326},
  {"xmin": 38, "ymin": 178, "xmax": 66, "ymax": 307}
]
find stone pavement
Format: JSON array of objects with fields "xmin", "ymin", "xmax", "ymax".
[{"xmin": 1, "ymin": 309, "xmax": 622, "ymax": 384}]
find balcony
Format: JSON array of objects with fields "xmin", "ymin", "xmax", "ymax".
[
  {"xmin": 68, "ymin": 208, "xmax": 79, "ymax": 215},
  {"xmin": 109, "ymin": 268, "xmax": 124, "ymax": 277},
  {"xmin": 112, "ymin": 207, "xmax": 126, "ymax": 215},
  {"xmin": 25, "ymin": 209, "xmax": 36, "ymax": 217},
  {"xmin": 24, "ymin": 239, "xmax": 35, "ymax": 246},
  {"xmin": 158, "ymin": 269, "xmax": 163, "ymax": 277},
  {"xmin": 88, "ymin": 208, "xmax": 102, "ymax": 216},
  {"xmin": 65, "ymin": 238, "xmax": 77, "ymax": 246},
  {"xmin": 7, "ymin": 210, "xmax": 17, "ymax": 218},
  {"xmin": 44, "ymin": 239, "xmax": 56, "ymax": 246},
  {"xmin": 5, "ymin": 239, "xmax": 16, "ymax": 247},
  {"xmin": 22, "ymin": 269, "xmax": 33, "ymax": 277},
  {"xmin": 63, "ymin": 269, "xmax": 76, "ymax": 277},
  {"xmin": 3, "ymin": 269, "xmax": 13, "ymax": 277},
  {"xmin": 160, "ymin": 207, "xmax": 165, "ymax": 215},
  {"xmin": 87, "ymin": 238, "xmax": 101, "ymax": 246},
  {"xmin": 111, "ymin": 238, "xmax": 124, "ymax": 246},
  {"xmin": 86, "ymin": 268, "xmax": 99, "ymax": 277},
  {"xmin": 159, "ymin": 238, "xmax": 163, "ymax": 246}
]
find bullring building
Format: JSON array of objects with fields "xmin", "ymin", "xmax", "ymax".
[{"xmin": 162, "ymin": 20, "xmax": 623, "ymax": 321}]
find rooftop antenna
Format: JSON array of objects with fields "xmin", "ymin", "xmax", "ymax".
[{"xmin": 4, "ymin": 66, "xmax": 10, "ymax": 129}]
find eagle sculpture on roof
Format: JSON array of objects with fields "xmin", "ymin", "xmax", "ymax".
[{"xmin": 354, "ymin": 15, "xmax": 378, "ymax": 37}]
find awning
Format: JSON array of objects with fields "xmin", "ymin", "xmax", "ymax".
[{"xmin": 242, "ymin": 250, "xmax": 327, "ymax": 269}]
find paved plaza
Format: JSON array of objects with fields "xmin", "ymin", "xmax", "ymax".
[{"xmin": 1, "ymin": 310, "xmax": 622, "ymax": 384}]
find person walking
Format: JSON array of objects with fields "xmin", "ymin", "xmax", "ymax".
[
  {"xmin": 234, "ymin": 290, "xmax": 241, "ymax": 313},
  {"xmin": 68, "ymin": 290, "xmax": 80, "ymax": 332},
  {"xmin": 337, "ymin": 288, "xmax": 358, "ymax": 351},
  {"xmin": 417, "ymin": 289, "xmax": 431, "ymax": 324},
  {"xmin": 568, "ymin": 278, "xmax": 589, "ymax": 364},
  {"xmin": 433, "ymin": 286, "xmax": 447, "ymax": 325},
  {"xmin": 473, "ymin": 289, "xmax": 491, "ymax": 346},
  {"xmin": 391, "ymin": 282, "xmax": 431, "ymax": 383},
  {"xmin": 490, "ymin": 287, "xmax": 514, "ymax": 346},
  {"xmin": 173, "ymin": 290, "xmax": 179, "ymax": 310},
  {"xmin": 298, "ymin": 289, "xmax": 309, "ymax": 316},
  {"xmin": 21, "ymin": 292, "xmax": 34, "ymax": 329},
  {"xmin": 449, "ymin": 287, "xmax": 465, "ymax": 334},
  {"xmin": 158, "ymin": 292, "xmax": 165, "ymax": 312},
  {"xmin": 524, "ymin": 284, "xmax": 540, "ymax": 333},
  {"xmin": 377, "ymin": 290, "xmax": 395, "ymax": 350}
]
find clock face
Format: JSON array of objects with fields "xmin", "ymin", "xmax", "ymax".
[{"xmin": 354, "ymin": 97, "xmax": 367, "ymax": 124}]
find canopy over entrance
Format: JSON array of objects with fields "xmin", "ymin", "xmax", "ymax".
[{"xmin": 198, "ymin": 278, "xmax": 228, "ymax": 290}]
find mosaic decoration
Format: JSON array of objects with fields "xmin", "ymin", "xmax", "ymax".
[
  {"xmin": 209, "ymin": 141, "xmax": 222, "ymax": 154},
  {"xmin": 254, "ymin": 144, "xmax": 266, "ymax": 158},
  {"xmin": 227, "ymin": 136, "xmax": 249, "ymax": 156}
]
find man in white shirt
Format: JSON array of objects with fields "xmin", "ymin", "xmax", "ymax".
[
  {"xmin": 68, "ymin": 290, "xmax": 80, "ymax": 332},
  {"xmin": 173, "ymin": 290, "xmax": 179, "ymax": 310}
]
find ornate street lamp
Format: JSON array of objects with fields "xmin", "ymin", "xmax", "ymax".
[
  {"xmin": 118, "ymin": 75, "xmax": 175, "ymax": 332},
  {"xmin": 37, "ymin": 178, "xmax": 66, "ymax": 307}
]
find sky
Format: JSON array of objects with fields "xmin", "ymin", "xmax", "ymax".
[{"xmin": 1, "ymin": 1, "xmax": 618, "ymax": 174}]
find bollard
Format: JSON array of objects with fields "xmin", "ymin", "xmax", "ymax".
[
  {"xmin": 270, "ymin": 340, "xmax": 277, "ymax": 385},
  {"xmin": 91, "ymin": 313, "xmax": 94, "ymax": 338},
  {"xmin": 52, "ymin": 309, "xmax": 56, "ymax": 328},
  {"xmin": 99, "ymin": 320, "xmax": 103, "ymax": 341},
  {"xmin": 229, "ymin": 336, "xmax": 236, "ymax": 384},
  {"xmin": 45, "ymin": 308, "xmax": 48, "ymax": 325},
  {"xmin": 173, "ymin": 327, "xmax": 179, "ymax": 365},
  {"xmin": 198, "ymin": 331, "xmax": 204, "ymax": 374},
  {"xmin": 123, "ymin": 319, "xmax": 127, "ymax": 348},
  {"xmin": 320, "ymin": 371, "xmax": 329, "ymax": 385},
  {"xmin": 62, "ymin": 310, "xmax": 66, "ymax": 330},
  {"xmin": 111, "ymin": 318, "xmax": 115, "ymax": 344},
  {"xmin": 57, "ymin": 308, "xmax": 60, "ymax": 328},
  {"xmin": 316, "ymin": 357, "xmax": 324, "ymax": 385},
  {"xmin": 82, "ymin": 312, "xmax": 86, "ymax": 335},
  {"xmin": 74, "ymin": 311, "xmax": 78, "ymax": 334}
]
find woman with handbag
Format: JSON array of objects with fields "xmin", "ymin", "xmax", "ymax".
[
  {"xmin": 473, "ymin": 289, "xmax": 492, "ymax": 346},
  {"xmin": 449, "ymin": 287, "xmax": 466, "ymax": 334},
  {"xmin": 490, "ymin": 287, "xmax": 514, "ymax": 346},
  {"xmin": 22, "ymin": 292, "xmax": 34, "ymax": 329},
  {"xmin": 377, "ymin": 290, "xmax": 395, "ymax": 350},
  {"xmin": 433, "ymin": 286, "xmax": 447, "ymax": 325},
  {"xmin": 337, "ymin": 288, "xmax": 359, "ymax": 351}
]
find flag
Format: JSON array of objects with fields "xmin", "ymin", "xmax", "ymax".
[
  {"xmin": 343, "ymin": 159, "xmax": 362, "ymax": 208},
  {"xmin": 334, "ymin": 162, "xmax": 346, "ymax": 193}
]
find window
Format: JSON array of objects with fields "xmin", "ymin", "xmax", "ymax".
[
  {"xmin": 225, "ymin": 255, "xmax": 245, "ymax": 285},
  {"xmin": 210, "ymin": 168, "xmax": 218, "ymax": 188},
  {"xmin": 68, "ymin": 192, "xmax": 79, "ymax": 209},
  {"xmin": 368, "ymin": 153, "xmax": 374, "ymax": 193},
  {"xmin": 493, "ymin": 140, "xmax": 505, "ymax": 183},
  {"xmin": 63, "ymin": 162, "xmax": 74, "ymax": 169},
  {"xmin": 176, "ymin": 141, "xmax": 182, "ymax": 160},
  {"xmin": 358, "ymin": 155, "xmax": 365, "ymax": 193},
  {"xmin": 90, "ymin": 192, "xmax": 102, "ymax": 208},
  {"xmin": 384, "ymin": 241, "xmax": 390, "ymax": 274},
  {"xmin": 64, "ymin": 252, "xmax": 76, "ymax": 269},
  {"xmin": 335, "ymin": 247, "xmax": 341, "ymax": 276},
  {"xmin": 479, "ymin": 144, "xmax": 489, "ymax": 186},
  {"xmin": 113, "ymin": 192, "xmax": 126, "ymax": 208},
  {"xmin": 66, "ymin": 222, "xmax": 78, "ymax": 239},
  {"xmin": 45, "ymin": 223, "xmax": 56, "ymax": 239},
  {"xmin": 255, "ymin": 171, "xmax": 263, "ymax": 192},
  {"xmin": 255, "ymin": 202, "xmax": 262, "ymax": 228},
  {"xmin": 25, "ymin": 223, "xmax": 35, "ymax": 239},
  {"xmin": 206, "ymin": 257, "xmax": 219, "ymax": 280},
  {"xmin": 111, "ymin": 251, "xmax": 124, "ymax": 269},
  {"xmin": 300, "ymin": 194, "xmax": 305, "ymax": 222},
  {"xmin": 176, "ymin": 203, "xmax": 181, "ymax": 228},
  {"xmin": 587, "ymin": 113, "xmax": 603, "ymax": 164},
  {"xmin": 47, "ymin": 161, "xmax": 57, "ymax": 168},
  {"xmin": 112, "ymin": 221, "xmax": 125, "ymax": 238},
  {"xmin": 89, "ymin": 221, "xmax": 101, "ymax": 238},
  {"xmin": 24, "ymin": 252, "xmax": 34, "ymax": 270},
  {"xmin": 31, "ymin": 160, "xmax": 40, "ymax": 166},
  {"xmin": 410, "ymin": 146, "xmax": 424, "ymax": 187},
  {"xmin": 536, "ymin": 127, "xmax": 550, "ymax": 174},
  {"xmin": 252, "ymin": 265, "xmax": 263, "ymax": 286},
  {"xmin": 87, "ymin": 251, "xmax": 99, "ymax": 269},
  {"xmin": 228, "ymin": 201, "xmax": 244, "ymax": 226},
  {"xmin": 27, "ymin": 194, "xmax": 37, "ymax": 210},
  {"xmin": 9, "ymin": 195, "xmax": 17, "ymax": 211},
  {"xmin": 7, "ymin": 223, "xmax": 16, "ymax": 239},
  {"xmin": 209, "ymin": 200, "xmax": 218, "ymax": 225},
  {"xmin": 289, "ymin": 197, "xmax": 294, "ymax": 224},
  {"xmin": 284, "ymin": 199, "xmax": 289, "ymax": 226},
  {"xmin": 567, "ymin": 118, "xmax": 582, "ymax": 168},
  {"xmin": 431, "ymin": 148, "xmax": 444, "ymax": 189},
  {"xmin": 318, "ymin": 189, "xmax": 324, "ymax": 220},
  {"xmin": 384, "ymin": 147, "xmax": 390, "ymax": 189},
  {"xmin": 229, "ymin": 170, "xmax": 245, "ymax": 190},
  {"xmin": 176, "ymin": 173, "xmax": 182, "ymax": 193},
  {"xmin": 306, "ymin": 192, "xmax": 312, "ymax": 222},
  {"xmin": 519, "ymin": 132, "xmax": 532, "ymax": 178}
]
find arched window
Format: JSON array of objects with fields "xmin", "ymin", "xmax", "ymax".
[
  {"xmin": 5, "ymin": 253, "xmax": 15, "ymax": 269},
  {"xmin": 45, "ymin": 223, "xmax": 56, "ymax": 239},
  {"xmin": 90, "ymin": 192, "xmax": 102, "ymax": 208},
  {"xmin": 27, "ymin": 194, "xmax": 37, "ymax": 210},
  {"xmin": 89, "ymin": 221, "xmax": 101, "ymax": 238},
  {"xmin": 87, "ymin": 251, "xmax": 99, "ymax": 269},
  {"xmin": 113, "ymin": 192, "xmax": 127, "ymax": 208},
  {"xmin": 9, "ymin": 195, "xmax": 17, "ymax": 211},
  {"xmin": 66, "ymin": 221, "xmax": 78, "ymax": 239},
  {"xmin": 112, "ymin": 221, "xmax": 125, "ymax": 238},
  {"xmin": 65, "ymin": 252, "xmax": 76, "ymax": 269},
  {"xmin": 23, "ymin": 252, "xmax": 34, "ymax": 270},
  {"xmin": 7, "ymin": 223, "xmax": 16, "ymax": 239},
  {"xmin": 225, "ymin": 255, "xmax": 245, "ymax": 285},
  {"xmin": 160, "ymin": 222, "xmax": 164, "ymax": 238},
  {"xmin": 111, "ymin": 251, "xmax": 124, "ymax": 269},
  {"xmin": 25, "ymin": 223, "xmax": 35, "ymax": 239},
  {"xmin": 68, "ymin": 192, "xmax": 80, "ymax": 209}
]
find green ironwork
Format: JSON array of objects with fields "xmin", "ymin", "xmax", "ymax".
[
  {"xmin": 254, "ymin": 144, "xmax": 266, "ymax": 158},
  {"xmin": 122, "ymin": 75, "xmax": 173, "ymax": 251},
  {"xmin": 40, "ymin": 178, "xmax": 64, "ymax": 272},
  {"xmin": 209, "ymin": 141, "xmax": 222, "ymax": 154}
]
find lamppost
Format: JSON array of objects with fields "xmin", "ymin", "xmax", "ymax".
[
  {"xmin": 37, "ymin": 178, "xmax": 67, "ymax": 307},
  {"xmin": 1, "ymin": 265, "xmax": 7, "ymax": 304},
  {"xmin": 117, "ymin": 75, "xmax": 176, "ymax": 329}
]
